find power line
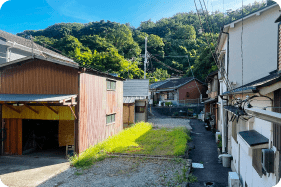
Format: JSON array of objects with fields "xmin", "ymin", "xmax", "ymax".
[
  {"xmin": 147, "ymin": 52, "xmax": 184, "ymax": 73},
  {"xmin": 194, "ymin": 0, "xmax": 236, "ymax": 97}
]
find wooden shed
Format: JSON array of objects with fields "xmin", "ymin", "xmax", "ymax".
[{"xmin": 0, "ymin": 31, "xmax": 123, "ymax": 155}]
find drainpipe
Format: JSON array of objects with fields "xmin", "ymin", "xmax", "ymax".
[
  {"xmin": 221, "ymin": 31, "xmax": 229, "ymax": 153},
  {"xmin": 6, "ymin": 42, "xmax": 15, "ymax": 62}
]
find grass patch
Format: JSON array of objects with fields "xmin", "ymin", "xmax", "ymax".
[
  {"xmin": 119, "ymin": 127, "xmax": 190, "ymax": 156},
  {"xmin": 70, "ymin": 122, "xmax": 191, "ymax": 168}
]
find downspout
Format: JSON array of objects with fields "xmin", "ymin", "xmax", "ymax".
[
  {"xmin": 6, "ymin": 42, "xmax": 15, "ymax": 62},
  {"xmin": 222, "ymin": 31, "xmax": 229, "ymax": 153}
]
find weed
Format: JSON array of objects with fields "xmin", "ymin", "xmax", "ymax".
[
  {"xmin": 74, "ymin": 171, "xmax": 83, "ymax": 176},
  {"xmin": 200, "ymin": 161, "xmax": 204, "ymax": 164},
  {"xmin": 188, "ymin": 174, "xmax": 198, "ymax": 183}
]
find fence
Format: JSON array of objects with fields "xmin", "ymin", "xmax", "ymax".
[{"xmin": 178, "ymin": 98, "xmax": 208, "ymax": 106}]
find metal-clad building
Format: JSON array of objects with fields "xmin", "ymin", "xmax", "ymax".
[
  {"xmin": 123, "ymin": 79, "xmax": 149, "ymax": 127},
  {"xmin": 0, "ymin": 31, "xmax": 123, "ymax": 155}
]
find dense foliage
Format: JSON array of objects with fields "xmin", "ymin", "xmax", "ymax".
[{"xmin": 17, "ymin": 1, "xmax": 273, "ymax": 81}]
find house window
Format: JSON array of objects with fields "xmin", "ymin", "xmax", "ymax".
[
  {"xmin": 186, "ymin": 92, "xmax": 190, "ymax": 98},
  {"xmin": 167, "ymin": 92, "xmax": 174, "ymax": 100},
  {"xmin": 107, "ymin": 80, "xmax": 116, "ymax": 90},
  {"xmin": 136, "ymin": 106, "xmax": 145, "ymax": 113},
  {"xmin": 106, "ymin": 114, "xmax": 115, "ymax": 124}
]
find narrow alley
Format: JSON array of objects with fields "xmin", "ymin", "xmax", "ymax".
[{"xmin": 188, "ymin": 119, "xmax": 231, "ymax": 187}]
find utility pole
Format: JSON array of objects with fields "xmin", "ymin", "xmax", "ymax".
[{"xmin": 144, "ymin": 37, "xmax": 147, "ymax": 79}]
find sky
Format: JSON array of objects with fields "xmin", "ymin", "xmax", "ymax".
[{"xmin": 0, "ymin": 0, "xmax": 273, "ymax": 35}]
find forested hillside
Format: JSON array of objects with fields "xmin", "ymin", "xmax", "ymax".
[{"xmin": 17, "ymin": 1, "xmax": 274, "ymax": 82}]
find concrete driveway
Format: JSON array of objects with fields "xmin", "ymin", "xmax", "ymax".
[{"xmin": 0, "ymin": 156, "xmax": 70, "ymax": 187}]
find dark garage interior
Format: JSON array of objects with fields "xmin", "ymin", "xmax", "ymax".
[{"xmin": 22, "ymin": 119, "xmax": 65, "ymax": 157}]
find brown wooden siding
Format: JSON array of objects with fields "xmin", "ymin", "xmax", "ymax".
[
  {"xmin": 0, "ymin": 59, "xmax": 78, "ymax": 94},
  {"xmin": 4, "ymin": 118, "xmax": 22, "ymax": 155},
  {"xmin": 78, "ymin": 73, "xmax": 123, "ymax": 153},
  {"xmin": 123, "ymin": 104, "xmax": 135, "ymax": 128},
  {"xmin": 178, "ymin": 80, "xmax": 207, "ymax": 100}
]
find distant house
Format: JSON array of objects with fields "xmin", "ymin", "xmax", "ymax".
[
  {"xmin": 0, "ymin": 30, "xmax": 124, "ymax": 156},
  {"xmin": 123, "ymin": 79, "xmax": 149, "ymax": 128},
  {"xmin": 150, "ymin": 77, "xmax": 207, "ymax": 106},
  {"xmin": 204, "ymin": 70, "xmax": 219, "ymax": 130}
]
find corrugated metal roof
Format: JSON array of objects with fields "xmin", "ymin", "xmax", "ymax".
[
  {"xmin": 0, "ymin": 94, "xmax": 77, "ymax": 102},
  {"xmin": 0, "ymin": 30, "xmax": 77, "ymax": 65},
  {"xmin": 123, "ymin": 96, "xmax": 147, "ymax": 103},
  {"xmin": 123, "ymin": 79, "xmax": 149, "ymax": 97}
]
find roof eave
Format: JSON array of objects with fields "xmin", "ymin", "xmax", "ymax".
[{"xmin": 224, "ymin": 4, "xmax": 278, "ymax": 29}]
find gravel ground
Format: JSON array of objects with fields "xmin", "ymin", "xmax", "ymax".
[
  {"xmin": 148, "ymin": 117, "xmax": 192, "ymax": 130},
  {"xmin": 39, "ymin": 157, "xmax": 189, "ymax": 187}
]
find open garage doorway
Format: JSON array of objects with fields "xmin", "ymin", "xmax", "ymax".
[{"xmin": 22, "ymin": 119, "xmax": 65, "ymax": 157}]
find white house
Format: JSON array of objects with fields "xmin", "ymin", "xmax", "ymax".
[{"xmin": 216, "ymin": 4, "xmax": 281, "ymax": 187}]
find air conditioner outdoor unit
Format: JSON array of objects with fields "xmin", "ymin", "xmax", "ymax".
[
  {"xmin": 228, "ymin": 172, "xmax": 239, "ymax": 187},
  {"xmin": 262, "ymin": 149, "xmax": 274, "ymax": 173}
]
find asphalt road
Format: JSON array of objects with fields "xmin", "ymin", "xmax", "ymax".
[{"xmin": 188, "ymin": 119, "xmax": 231, "ymax": 187}]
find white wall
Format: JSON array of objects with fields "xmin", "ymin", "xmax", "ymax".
[
  {"xmin": 228, "ymin": 5, "xmax": 280, "ymax": 88},
  {"xmin": 9, "ymin": 48, "xmax": 29, "ymax": 61},
  {"xmin": 0, "ymin": 45, "xmax": 6, "ymax": 64}
]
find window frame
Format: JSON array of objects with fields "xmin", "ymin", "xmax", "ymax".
[
  {"xmin": 106, "ymin": 114, "xmax": 116, "ymax": 125},
  {"xmin": 106, "ymin": 80, "xmax": 116, "ymax": 91},
  {"xmin": 167, "ymin": 92, "xmax": 174, "ymax": 100}
]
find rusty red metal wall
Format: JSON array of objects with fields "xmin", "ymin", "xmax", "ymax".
[
  {"xmin": 78, "ymin": 73, "xmax": 123, "ymax": 153},
  {"xmin": 178, "ymin": 80, "xmax": 207, "ymax": 100},
  {"xmin": 0, "ymin": 59, "xmax": 79, "ymax": 94}
]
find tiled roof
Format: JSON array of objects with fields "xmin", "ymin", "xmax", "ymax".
[
  {"xmin": 155, "ymin": 77, "xmax": 195, "ymax": 89},
  {"xmin": 222, "ymin": 72, "xmax": 281, "ymax": 95},
  {"xmin": 149, "ymin": 80, "xmax": 169, "ymax": 89}
]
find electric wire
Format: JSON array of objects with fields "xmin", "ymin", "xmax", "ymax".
[{"xmin": 194, "ymin": 0, "xmax": 234, "ymax": 94}]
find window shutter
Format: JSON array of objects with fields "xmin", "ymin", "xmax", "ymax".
[
  {"xmin": 252, "ymin": 149, "xmax": 263, "ymax": 178},
  {"xmin": 273, "ymin": 89, "xmax": 281, "ymax": 151}
]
